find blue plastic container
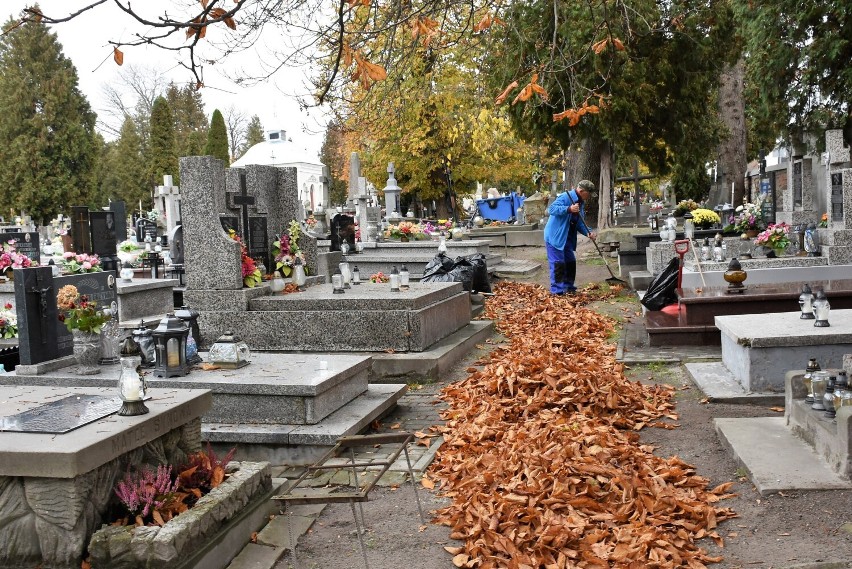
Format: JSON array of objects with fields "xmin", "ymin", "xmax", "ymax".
[{"xmin": 476, "ymin": 193, "xmax": 525, "ymax": 222}]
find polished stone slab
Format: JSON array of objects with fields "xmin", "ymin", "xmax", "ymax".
[
  {"xmin": 716, "ymin": 310, "xmax": 852, "ymax": 391},
  {"xmin": 0, "ymin": 385, "xmax": 211, "ymax": 478}
]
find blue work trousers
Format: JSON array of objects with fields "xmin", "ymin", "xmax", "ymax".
[{"xmin": 546, "ymin": 241, "xmax": 577, "ymax": 294}]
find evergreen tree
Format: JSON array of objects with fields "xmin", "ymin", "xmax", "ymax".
[
  {"xmin": 166, "ymin": 82, "xmax": 208, "ymax": 158},
  {"xmin": 204, "ymin": 109, "xmax": 230, "ymax": 165},
  {"xmin": 99, "ymin": 116, "xmax": 148, "ymax": 207},
  {"xmin": 0, "ymin": 17, "xmax": 98, "ymax": 223},
  {"xmin": 241, "ymin": 115, "xmax": 265, "ymax": 156},
  {"xmin": 147, "ymin": 96, "xmax": 179, "ymax": 189},
  {"xmin": 320, "ymin": 121, "xmax": 348, "ymax": 207}
]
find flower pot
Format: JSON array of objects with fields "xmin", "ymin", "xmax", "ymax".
[
  {"xmin": 72, "ymin": 329, "xmax": 101, "ymax": 375},
  {"xmin": 400, "ymin": 235, "xmax": 409, "ymax": 242},
  {"xmin": 745, "ymin": 230, "xmax": 759, "ymax": 238}
]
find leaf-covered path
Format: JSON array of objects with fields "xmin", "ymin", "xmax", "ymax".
[{"xmin": 428, "ymin": 282, "xmax": 738, "ymax": 568}]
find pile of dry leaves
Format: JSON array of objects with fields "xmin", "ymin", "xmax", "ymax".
[{"xmin": 428, "ymin": 282, "xmax": 737, "ymax": 568}]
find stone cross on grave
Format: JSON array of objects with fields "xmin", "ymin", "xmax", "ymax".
[
  {"xmin": 616, "ymin": 158, "xmax": 655, "ymax": 221},
  {"xmin": 156, "ymin": 174, "xmax": 181, "ymax": 237},
  {"xmin": 383, "ymin": 162, "xmax": 402, "ymax": 219},
  {"xmin": 227, "ymin": 172, "xmax": 255, "ymax": 250}
]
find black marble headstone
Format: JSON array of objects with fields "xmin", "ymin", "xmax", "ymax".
[
  {"xmin": 91, "ymin": 211, "xmax": 119, "ymax": 272},
  {"xmin": 5, "ymin": 232, "xmax": 40, "ymax": 264},
  {"xmin": 135, "ymin": 218, "xmax": 158, "ymax": 243},
  {"xmin": 249, "ymin": 216, "xmax": 269, "ymax": 268},
  {"xmin": 13, "ymin": 266, "xmax": 60, "ymax": 365},
  {"xmin": 71, "ymin": 206, "xmax": 91, "ymax": 253},
  {"xmin": 109, "ymin": 200, "xmax": 128, "ymax": 243},
  {"xmin": 330, "ymin": 213, "xmax": 356, "ymax": 252},
  {"xmin": 220, "ymin": 215, "xmax": 239, "ymax": 235},
  {"xmin": 53, "ymin": 271, "xmax": 118, "ymax": 358},
  {"xmin": 169, "ymin": 225, "xmax": 185, "ymax": 265}
]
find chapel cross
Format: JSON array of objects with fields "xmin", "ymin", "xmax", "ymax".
[
  {"xmin": 615, "ymin": 158, "xmax": 656, "ymax": 222},
  {"xmin": 229, "ymin": 172, "xmax": 255, "ymax": 250}
]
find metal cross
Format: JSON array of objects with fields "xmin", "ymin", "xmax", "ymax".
[
  {"xmin": 29, "ymin": 271, "xmax": 53, "ymax": 345},
  {"xmin": 229, "ymin": 172, "xmax": 256, "ymax": 251}
]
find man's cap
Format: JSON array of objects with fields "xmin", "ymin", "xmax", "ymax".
[{"xmin": 577, "ymin": 180, "xmax": 596, "ymax": 195}]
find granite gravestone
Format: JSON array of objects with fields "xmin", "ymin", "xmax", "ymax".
[
  {"xmin": 54, "ymin": 272, "xmax": 118, "ymax": 358},
  {"xmin": 109, "ymin": 200, "xmax": 128, "ymax": 243},
  {"xmin": 71, "ymin": 206, "xmax": 91, "ymax": 253},
  {"xmin": 13, "ymin": 267, "xmax": 60, "ymax": 365},
  {"xmin": 249, "ymin": 216, "xmax": 269, "ymax": 270},
  {"xmin": 89, "ymin": 211, "xmax": 118, "ymax": 271},
  {"xmin": 135, "ymin": 217, "xmax": 158, "ymax": 244},
  {"xmin": 3, "ymin": 232, "xmax": 40, "ymax": 264},
  {"xmin": 219, "ymin": 215, "xmax": 239, "ymax": 235}
]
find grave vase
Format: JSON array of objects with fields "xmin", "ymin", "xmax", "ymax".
[
  {"xmin": 745, "ymin": 230, "xmax": 759, "ymax": 238},
  {"xmin": 72, "ymin": 329, "xmax": 102, "ymax": 375},
  {"xmin": 400, "ymin": 235, "xmax": 409, "ymax": 242}
]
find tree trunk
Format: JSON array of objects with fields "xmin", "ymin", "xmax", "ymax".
[
  {"xmin": 564, "ymin": 137, "xmax": 603, "ymax": 226},
  {"xmin": 597, "ymin": 143, "xmax": 613, "ymax": 230},
  {"xmin": 717, "ymin": 59, "xmax": 748, "ymax": 207}
]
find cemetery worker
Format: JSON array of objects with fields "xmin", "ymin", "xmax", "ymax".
[{"xmin": 543, "ymin": 179, "xmax": 597, "ymax": 295}]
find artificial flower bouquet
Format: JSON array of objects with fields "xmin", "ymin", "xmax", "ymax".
[
  {"xmin": 819, "ymin": 213, "xmax": 829, "ymax": 228},
  {"xmin": 61, "ymin": 252, "xmax": 102, "ymax": 274},
  {"xmin": 369, "ymin": 272, "xmax": 390, "ymax": 283},
  {"xmin": 729, "ymin": 201, "xmax": 766, "ymax": 233},
  {"xmin": 228, "ymin": 230, "xmax": 262, "ymax": 288},
  {"xmin": 386, "ymin": 221, "xmax": 424, "ymax": 240},
  {"xmin": 0, "ymin": 239, "xmax": 35, "ymax": 272},
  {"xmin": 754, "ymin": 223, "xmax": 791, "ymax": 251},
  {"xmin": 0, "ymin": 302, "xmax": 17, "ymax": 338},
  {"xmin": 273, "ymin": 220, "xmax": 308, "ymax": 277},
  {"xmin": 57, "ymin": 284, "xmax": 111, "ymax": 334}
]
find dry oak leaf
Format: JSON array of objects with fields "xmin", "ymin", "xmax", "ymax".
[
  {"xmin": 200, "ymin": 363, "xmax": 221, "ymax": 371},
  {"xmin": 113, "ymin": 47, "xmax": 124, "ymax": 66},
  {"xmin": 494, "ymin": 81, "xmax": 518, "ymax": 105},
  {"xmin": 512, "ymin": 73, "xmax": 548, "ymax": 105}
]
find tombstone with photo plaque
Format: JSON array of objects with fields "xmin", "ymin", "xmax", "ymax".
[
  {"xmin": 4, "ymin": 231, "xmax": 40, "ymax": 264},
  {"xmin": 220, "ymin": 215, "xmax": 239, "ymax": 235}
]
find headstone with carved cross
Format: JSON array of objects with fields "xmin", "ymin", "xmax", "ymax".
[
  {"xmin": 156, "ymin": 175, "xmax": 182, "ymax": 237},
  {"xmin": 71, "ymin": 206, "xmax": 91, "ymax": 253}
]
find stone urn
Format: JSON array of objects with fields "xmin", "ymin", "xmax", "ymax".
[{"xmin": 72, "ymin": 329, "xmax": 102, "ymax": 375}]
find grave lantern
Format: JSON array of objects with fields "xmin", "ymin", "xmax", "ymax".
[
  {"xmin": 400, "ymin": 264, "xmax": 410, "ymax": 290},
  {"xmin": 270, "ymin": 271, "xmax": 286, "ymax": 293},
  {"xmin": 352, "ymin": 265, "xmax": 361, "ymax": 285},
  {"xmin": 803, "ymin": 357, "xmax": 820, "ymax": 403},
  {"xmin": 120, "ymin": 262, "xmax": 134, "ymax": 282},
  {"xmin": 293, "ymin": 257, "xmax": 307, "ymax": 290},
  {"xmin": 390, "ymin": 265, "xmax": 401, "ymax": 292},
  {"xmin": 332, "ymin": 268, "xmax": 345, "ymax": 294},
  {"xmin": 48, "ymin": 259, "xmax": 61, "ymax": 277},
  {"xmin": 813, "ymin": 289, "xmax": 830, "ymax": 327},
  {"xmin": 811, "ymin": 370, "xmax": 829, "ymax": 410},
  {"xmin": 799, "ymin": 283, "xmax": 815, "ymax": 319},
  {"xmin": 152, "ymin": 313, "xmax": 189, "ymax": 378},
  {"xmin": 117, "ymin": 336, "xmax": 148, "ymax": 416},
  {"xmin": 174, "ymin": 305, "xmax": 203, "ymax": 366},
  {"xmin": 208, "ymin": 330, "xmax": 251, "ymax": 369},
  {"xmin": 339, "ymin": 261, "xmax": 352, "ymax": 288},
  {"xmin": 823, "ymin": 375, "xmax": 837, "ymax": 418},
  {"xmin": 132, "ymin": 320, "xmax": 156, "ymax": 368},
  {"xmin": 683, "ymin": 212, "xmax": 695, "ymax": 240}
]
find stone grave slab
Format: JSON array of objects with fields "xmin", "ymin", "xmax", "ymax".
[
  {"xmin": 716, "ymin": 310, "xmax": 852, "ymax": 392},
  {"xmin": 196, "ymin": 281, "xmax": 472, "ymax": 352},
  {"xmin": 1, "ymin": 393, "xmax": 117, "ymax": 433},
  {"xmin": 115, "ymin": 277, "xmax": 179, "ymax": 325}
]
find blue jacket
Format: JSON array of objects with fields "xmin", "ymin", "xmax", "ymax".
[{"xmin": 543, "ymin": 190, "xmax": 590, "ymax": 250}]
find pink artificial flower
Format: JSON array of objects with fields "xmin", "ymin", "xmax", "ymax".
[
  {"xmin": 82, "ymin": 262, "xmax": 92, "ymax": 270},
  {"xmin": 63, "ymin": 251, "xmax": 75, "ymax": 259},
  {"xmin": 4, "ymin": 303, "xmax": 11, "ymax": 309}
]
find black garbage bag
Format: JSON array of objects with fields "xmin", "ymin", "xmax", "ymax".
[
  {"xmin": 462, "ymin": 253, "xmax": 492, "ymax": 294},
  {"xmin": 421, "ymin": 253, "xmax": 475, "ymax": 291},
  {"xmin": 640, "ymin": 257, "xmax": 679, "ymax": 311}
]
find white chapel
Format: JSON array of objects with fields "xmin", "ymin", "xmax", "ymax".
[{"xmin": 231, "ymin": 128, "xmax": 326, "ymax": 211}]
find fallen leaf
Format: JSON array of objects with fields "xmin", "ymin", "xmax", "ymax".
[{"xmin": 769, "ymin": 406, "xmax": 785, "ymax": 412}]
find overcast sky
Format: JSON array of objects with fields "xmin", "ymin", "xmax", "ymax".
[{"xmin": 3, "ymin": 1, "xmax": 329, "ymax": 157}]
